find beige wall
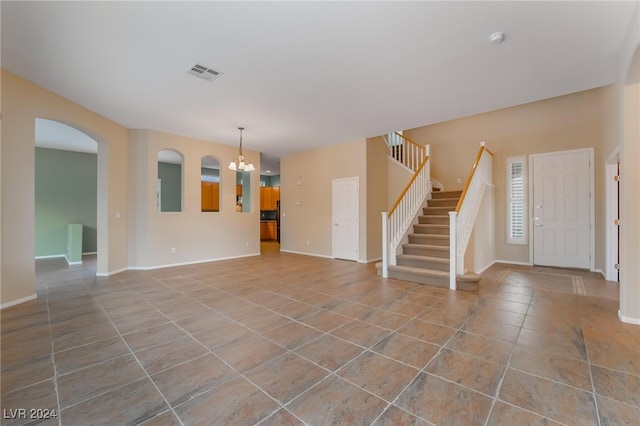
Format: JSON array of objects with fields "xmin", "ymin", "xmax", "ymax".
[
  {"xmin": 618, "ymin": 4, "xmax": 640, "ymax": 324},
  {"xmin": 280, "ymin": 139, "xmax": 371, "ymax": 261},
  {"xmin": 465, "ymin": 185, "xmax": 495, "ymax": 274},
  {"xmin": 405, "ymin": 88, "xmax": 608, "ymax": 269},
  {"xmin": 0, "ymin": 70, "xmax": 262, "ymax": 307},
  {"xmin": 620, "ymin": 82, "xmax": 639, "ymax": 322},
  {"xmin": 128, "ymin": 129, "xmax": 260, "ymax": 268},
  {"xmin": 387, "ymin": 155, "xmax": 413, "ymax": 210},
  {"xmin": 1, "ymin": 70, "xmax": 129, "ymax": 305},
  {"xmin": 366, "ymin": 137, "xmax": 389, "ymax": 261}
]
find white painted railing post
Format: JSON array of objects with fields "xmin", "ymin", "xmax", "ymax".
[
  {"xmin": 449, "ymin": 211, "xmax": 457, "ymax": 290},
  {"xmin": 381, "ymin": 212, "xmax": 389, "ymax": 278}
]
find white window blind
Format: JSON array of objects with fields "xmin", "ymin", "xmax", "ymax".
[{"xmin": 507, "ymin": 157, "xmax": 527, "ymax": 244}]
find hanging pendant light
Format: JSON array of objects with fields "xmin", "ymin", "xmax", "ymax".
[{"xmin": 228, "ymin": 127, "xmax": 255, "ymax": 172}]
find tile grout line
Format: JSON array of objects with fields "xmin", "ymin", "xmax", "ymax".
[
  {"xmin": 580, "ymin": 300, "xmax": 603, "ymax": 426},
  {"xmin": 44, "ymin": 293, "xmax": 63, "ymax": 426},
  {"xmin": 92, "ymin": 284, "xmax": 187, "ymax": 426},
  {"xmin": 482, "ymin": 290, "xmax": 531, "ymax": 426},
  {"xmin": 369, "ymin": 302, "xmax": 478, "ymax": 425}
]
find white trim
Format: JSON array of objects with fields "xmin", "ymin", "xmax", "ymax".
[
  {"xmin": 475, "ymin": 260, "xmax": 497, "ymax": 274},
  {"xmin": 83, "ymin": 251, "xmax": 97, "ymax": 256},
  {"xmin": 605, "ymin": 148, "xmax": 620, "ymax": 282},
  {"xmin": 96, "ymin": 266, "xmax": 128, "ymax": 277},
  {"xmin": 591, "ymin": 268, "xmax": 605, "ymax": 279},
  {"xmin": 65, "ymin": 256, "xmax": 82, "ymax": 266},
  {"xmin": 128, "ymin": 253, "xmax": 261, "ymax": 271},
  {"xmin": 528, "ymin": 148, "xmax": 595, "ymax": 270},
  {"xmin": 1, "ymin": 294, "xmax": 37, "ymax": 310},
  {"xmin": 280, "ymin": 249, "xmax": 334, "ymax": 259},
  {"xmin": 35, "ymin": 254, "xmax": 66, "ymax": 259},
  {"xmin": 619, "ymin": 310, "xmax": 640, "ymax": 325},
  {"xmin": 362, "ymin": 257, "xmax": 382, "ymax": 264},
  {"xmin": 494, "ymin": 259, "xmax": 534, "ymax": 266}
]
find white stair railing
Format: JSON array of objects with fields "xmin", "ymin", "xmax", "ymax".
[
  {"xmin": 381, "ymin": 145, "xmax": 431, "ymax": 278},
  {"xmin": 384, "ymin": 132, "xmax": 426, "ymax": 172},
  {"xmin": 448, "ymin": 142, "xmax": 493, "ymax": 289}
]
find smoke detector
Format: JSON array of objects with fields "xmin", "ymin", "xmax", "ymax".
[
  {"xmin": 488, "ymin": 32, "xmax": 505, "ymax": 44},
  {"xmin": 186, "ymin": 63, "xmax": 223, "ymax": 82}
]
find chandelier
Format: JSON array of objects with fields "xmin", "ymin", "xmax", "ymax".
[{"xmin": 228, "ymin": 127, "xmax": 255, "ymax": 172}]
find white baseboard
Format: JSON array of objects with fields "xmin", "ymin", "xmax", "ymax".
[
  {"xmin": 83, "ymin": 252, "xmax": 97, "ymax": 256},
  {"xmin": 128, "ymin": 252, "xmax": 261, "ymax": 271},
  {"xmin": 35, "ymin": 254, "xmax": 65, "ymax": 259},
  {"xmin": 590, "ymin": 268, "xmax": 605, "ymax": 278},
  {"xmin": 279, "ymin": 249, "xmax": 334, "ymax": 259},
  {"xmin": 475, "ymin": 260, "xmax": 496, "ymax": 274},
  {"xmin": 0, "ymin": 294, "xmax": 37, "ymax": 310},
  {"xmin": 96, "ymin": 266, "xmax": 128, "ymax": 277},
  {"xmin": 65, "ymin": 255, "xmax": 82, "ymax": 266},
  {"xmin": 619, "ymin": 310, "xmax": 640, "ymax": 325},
  {"xmin": 362, "ymin": 257, "xmax": 382, "ymax": 264},
  {"xmin": 494, "ymin": 259, "xmax": 534, "ymax": 266}
]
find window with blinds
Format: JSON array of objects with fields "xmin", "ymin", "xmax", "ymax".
[{"xmin": 507, "ymin": 157, "xmax": 527, "ymax": 244}]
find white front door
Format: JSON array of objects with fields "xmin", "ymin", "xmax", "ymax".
[
  {"xmin": 332, "ymin": 177, "xmax": 359, "ymax": 261},
  {"xmin": 532, "ymin": 149, "xmax": 592, "ymax": 269}
]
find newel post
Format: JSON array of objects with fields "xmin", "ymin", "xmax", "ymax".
[
  {"xmin": 381, "ymin": 212, "xmax": 389, "ymax": 278},
  {"xmin": 449, "ymin": 211, "xmax": 457, "ymax": 290}
]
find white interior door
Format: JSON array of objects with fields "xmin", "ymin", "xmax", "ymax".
[
  {"xmin": 332, "ymin": 177, "xmax": 359, "ymax": 261},
  {"xmin": 532, "ymin": 150, "xmax": 591, "ymax": 269}
]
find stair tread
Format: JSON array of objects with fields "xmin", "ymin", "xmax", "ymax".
[
  {"xmin": 388, "ymin": 265, "xmax": 449, "ymax": 277},
  {"xmin": 402, "ymin": 243, "xmax": 448, "ymax": 251},
  {"xmin": 397, "ymin": 254, "xmax": 449, "ymax": 263},
  {"xmin": 409, "ymin": 233, "xmax": 448, "ymax": 238},
  {"xmin": 419, "ymin": 215, "xmax": 449, "ymax": 218},
  {"xmin": 414, "ymin": 224, "xmax": 449, "ymax": 228}
]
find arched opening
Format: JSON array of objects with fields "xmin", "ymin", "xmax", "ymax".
[
  {"xmin": 34, "ymin": 118, "xmax": 101, "ymax": 273},
  {"xmin": 157, "ymin": 149, "xmax": 183, "ymax": 212},
  {"xmin": 201, "ymin": 155, "xmax": 221, "ymax": 212}
]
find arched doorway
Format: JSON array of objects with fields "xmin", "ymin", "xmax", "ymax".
[{"xmin": 34, "ymin": 118, "xmax": 105, "ymax": 278}]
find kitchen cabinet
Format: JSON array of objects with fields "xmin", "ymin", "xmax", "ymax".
[
  {"xmin": 260, "ymin": 186, "xmax": 280, "ymax": 210},
  {"xmin": 201, "ymin": 182, "xmax": 219, "ymax": 212},
  {"xmin": 260, "ymin": 221, "xmax": 277, "ymax": 241}
]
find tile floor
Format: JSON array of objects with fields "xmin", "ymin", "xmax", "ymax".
[{"xmin": 1, "ymin": 242, "xmax": 639, "ymax": 425}]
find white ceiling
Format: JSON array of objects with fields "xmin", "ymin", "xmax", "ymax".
[{"xmin": 3, "ymin": 1, "xmax": 637, "ymax": 175}]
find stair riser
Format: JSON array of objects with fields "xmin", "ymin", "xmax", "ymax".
[
  {"xmin": 413, "ymin": 225, "xmax": 449, "ymax": 235},
  {"xmin": 408, "ymin": 235, "xmax": 449, "ymax": 246},
  {"xmin": 388, "ymin": 270, "xmax": 449, "ymax": 288},
  {"xmin": 431, "ymin": 191, "xmax": 462, "ymax": 200},
  {"xmin": 403, "ymin": 246, "xmax": 449, "ymax": 258},
  {"xmin": 418, "ymin": 216, "xmax": 449, "ymax": 225},
  {"xmin": 397, "ymin": 258, "xmax": 449, "ymax": 271},
  {"xmin": 427, "ymin": 199, "xmax": 458, "ymax": 208},
  {"xmin": 423, "ymin": 207, "xmax": 454, "ymax": 215}
]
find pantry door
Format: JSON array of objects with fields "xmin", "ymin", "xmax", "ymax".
[{"xmin": 332, "ymin": 177, "xmax": 359, "ymax": 261}]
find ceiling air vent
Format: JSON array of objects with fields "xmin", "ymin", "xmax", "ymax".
[{"xmin": 186, "ymin": 63, "xmax": 223, "ymax": 83}]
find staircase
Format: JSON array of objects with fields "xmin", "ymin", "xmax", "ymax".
[{"xmin": 383, "ymin": 190, "xmax": 479, "ymax": 290}]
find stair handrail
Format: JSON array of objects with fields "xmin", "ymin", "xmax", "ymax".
[
  {"xmin": 382, "ymin": 145, "xmax": 431, "ymax": 278},
  {"xmin": 448, "ymin": 141, "xmax": 494, "ymax": 289},
  {"xmin": 385, "ymin": 132, "xmax": 427, "ymax": 172}
]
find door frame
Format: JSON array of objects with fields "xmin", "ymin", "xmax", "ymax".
[
  {"xmin": 332, "ymin": 176, "xmax": 360, "ymax": 261},
  {"xmin": 528, "ymin": 147, "xmax": 595, "ymax": 270},
  {"xmin": 605, "ymin": 149, "xmax": 620, "ymax": 281}
]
